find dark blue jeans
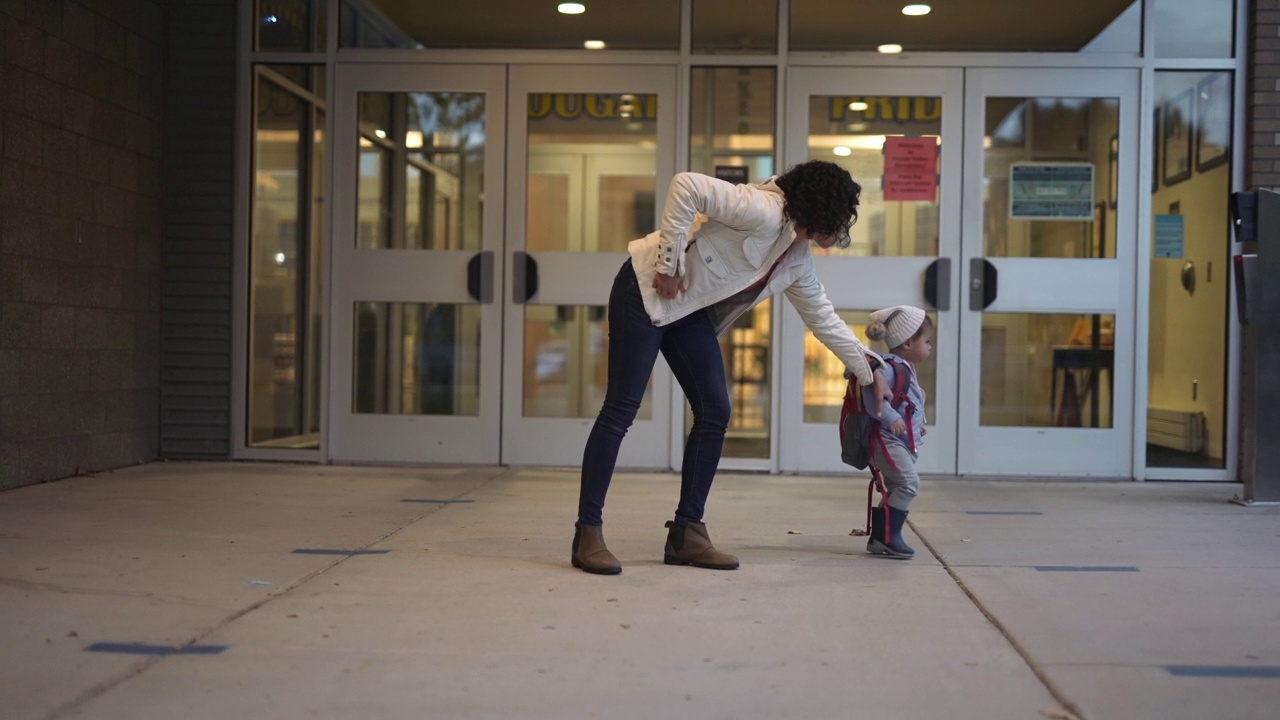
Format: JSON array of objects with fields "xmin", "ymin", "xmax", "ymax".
[{"xmin": 577, "ymin": 261, "xmax": 731, "ymax": 526}]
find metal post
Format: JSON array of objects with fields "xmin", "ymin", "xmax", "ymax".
[{"xmin": 1234, "ymin": 188, "xmax": 1280, "ymax": 505}]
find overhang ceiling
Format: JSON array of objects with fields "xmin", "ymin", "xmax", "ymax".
[{"xmin": 361, "ymin": 0, "xmax": 1138, "ymax": 53}]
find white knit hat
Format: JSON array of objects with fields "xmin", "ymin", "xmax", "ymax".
[{"xmin": 866, "ymin": 306, "xmax": 926, "ymax": 350}]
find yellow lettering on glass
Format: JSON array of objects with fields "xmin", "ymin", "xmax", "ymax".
[
  {"xmin": 829, "ymin": 96, "xmax": 943, "ymax": 123},
  {"xmin": 554, "ymin": 94, "xmax": 582, "ymax": 119},
  {"xmin": 528, "ymin": 94, "xmax": 553, "ymax": 119},
  {"xmin": 526, "ymin": 94, "xmax": 656, "ymax": 120},
  {"xmin": 584, "ymin": 94, "xmax": 615, "ymax": 119}
]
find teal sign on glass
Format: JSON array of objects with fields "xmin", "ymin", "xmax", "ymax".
[
  {"xmin": 1154, "ymin": 214, "xmax": 1185, "ymax": 259},
  {"xmin": 1009, "ymin": 163, "xmax": 1094, "ymax": 220}
]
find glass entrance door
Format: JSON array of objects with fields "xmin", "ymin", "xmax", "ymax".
[
  {"xmin": 958, "ymin": 69, "xmax": 1138, "ymax": 476},
  {"xmin": 779, "ymin": 68, "xmax": 964, "ymax": 475},
  {"xmin": 502, "ymin": 65, "xmax": 678, "ymax": 467},
  {"xmin": 328, "ymin": 64, "xmax": 505, "ymax": 463},
  {"xmin": 779, "ymin": 67, "xmax": 1138, "ymax": 477}
]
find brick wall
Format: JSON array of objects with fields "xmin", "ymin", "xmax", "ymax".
[
  {"xmin": 1251, "ymin": 0, "xmax": 1280, "ymax": 188},
  {"xmin": 0, "ymin": 0, "xmax": 165, "ymax": 490}
]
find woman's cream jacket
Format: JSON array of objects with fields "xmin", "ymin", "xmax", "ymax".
[{"xmin": 627, "ymin": 171, "xmax": 879, "ymax": 385}]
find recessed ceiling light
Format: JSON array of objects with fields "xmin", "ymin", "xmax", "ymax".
[
  {"xmin": 583, "ymin": 40, "xmax": 606, "ymax": 50},
  {"xmin": 902, "ymin": 4, "xmax": 931, "ymax": 16},
  {"xmin": 558, "ymin": 3, "xmax": 585, "ymax": 14},
  {"xmin": 848, "ymin": 101, "xmax": 869, "ymax": 111},
  {"xmin": 833, "ymin": 146, "xmax": 852, "ymax": 157},
  {"xmin": 878, "ymin": 43, "xmax": 904, "ymax": 54}
]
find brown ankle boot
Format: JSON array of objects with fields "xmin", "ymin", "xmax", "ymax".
[
  {"xmin": 663, "ymin": 520, "xmax": 739, "ymax": 570},
  {"xmin": 571, "ymin": 523, "xmax": 621, "ymax": 575}
]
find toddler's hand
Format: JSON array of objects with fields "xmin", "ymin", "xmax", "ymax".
[{"xmin": 890, "ymin": 419, "xmax": 905, "ymax": 435}]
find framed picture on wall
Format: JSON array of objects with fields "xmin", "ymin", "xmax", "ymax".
[
  {"xmin": 1163, "ymin": 89, "xmax": 1193, "ymax": 186},
  {"xmin": 1108, "ymin": 134, "xmax": 1118, "ymax": 208},
  {"xmin": 1196, "ymin": 72, "xmax": 1231, "ymax": 172}
]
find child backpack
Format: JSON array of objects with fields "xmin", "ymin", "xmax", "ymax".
[
  {"xmin": 838, "ymin": 356, "xmax": 911, "ymax": 470},
  {"xmin": 839, "ymin": 355, "xmax": 913, "ymax": 541}
]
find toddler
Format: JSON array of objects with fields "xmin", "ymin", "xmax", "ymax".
[{"xmin": 860, "ymin": 305, "xmax": 932, "ymax": 559}]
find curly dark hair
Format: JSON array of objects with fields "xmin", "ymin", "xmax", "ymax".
[{"xmin": 774, "ymin": 160, "xmax": 861, "ymax": 247}]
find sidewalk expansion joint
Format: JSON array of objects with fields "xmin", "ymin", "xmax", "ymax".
[{"xmin": 911, "ymin": 520, "xmax": 1090, "ymax": 720}]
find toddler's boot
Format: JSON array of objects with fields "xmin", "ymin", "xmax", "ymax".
[
  {"xmin": 663, "ymin": 519, "xmax": 739, "ymax": 570},
  {"xmin": 867, "ymin": 505, "xmax": 915, "ymax": 559}
]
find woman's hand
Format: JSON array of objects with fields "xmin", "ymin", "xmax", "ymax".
[{"xmin": 652, "ymin": 272, "xmax": 684, "ymax": 299}]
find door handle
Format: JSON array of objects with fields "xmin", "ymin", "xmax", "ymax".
[
  {"xmin": 924, "ymin": 258, "xmax": 951, "ymax": 311},
  {"xmin": 467, "ymin": 251, "xmax": 494, "ymax": 304},
  {"xmin": 968, "ymin": 258, "xmax": 998, "ymax": 310},
  {"xmin": 512, "ymin": 251, "xmax": 539, "ymax": 303}
]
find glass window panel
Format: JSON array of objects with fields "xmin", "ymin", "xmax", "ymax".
[
  {"xmin": 688, "ymin": 67, "xmax": 776, "ymax": 459},
  {"xmin": 526, "ymin": 93, "xmax": 657, "ymax": 253},
  {"xmin": 264, "ymin": 64, "xmax": 307, "ymax": 90},
  {"xmin": 355, "ymin": 92, "xmax": 485, "ymax": 250},
  {"xmin": 689, "ymin": 67, "xmax": 776, "ymax": 182},
  {"xmin": 255, "ymin": 0, "xmax": 326, "ymax": 52},
  {"xmin": 1146, "ymin": 71, "xmax": 1232, "ymax": 470},
  {"xmin": 803, "ymin": 309, "xmax": 937, "ymax": 425},
  {"xmin": 1153, "ymin": 0, "xmax": 1234, "ymax": 58},
  {"xmin": 984, "ymin": 97, "xmax": 1119, "ymax": 259},
  {"xmin": 357, "ymin": 143, "xmax": 392, "ymax": 249},
  {"xmin": 682, "ymin": 298, "xmax": 776, "ymax": 460},
  {"xmin": 523, "ymin": 305, "xmax": 650, "ymax": 419},
  {"xmin": 692, "ymin": 0, "xmax": 778, "ymax": 54},
  {"xmin": 341, "ymin": 0, "xmax": 680, "ymax": 50},
  {"xmin": 790, "ymin": 0, "xmax": 1139, "ymax": 53},
  {"xmin": 249, "ymin": 72, "xmax": 324, "ymax": 448},
  {"xmin": 724, "ymin": 299, "xmax": 774, "ymax": 458},
  {"xmin": 339, "ymin": 0, "xmax": 416, "ymax": 48},
  {"xmin": 980, "ymin": 312, "xmax": 1115, "ymax": 428},
  {"xmin": 526, "ymin": 174, "xmax": 571, "ymax": 252},
  {"xmin": 353, "ymin": 303, "xmax": 481, "ymax": 416},
  {"xmin": 806, "ymin": 95, "xmax": 942, "ymax": 258},
  {"xmin": 597, "ymin": 175, "xmax": 655, "ymax": 252},
  {"xmin": 306, "ymin": 107, "xmax": 326, "ymax": 435}
]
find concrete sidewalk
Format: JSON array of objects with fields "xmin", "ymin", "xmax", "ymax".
[{"xmin": 1, "ymin": 462, "xmax": 1277, "ymax": 720}]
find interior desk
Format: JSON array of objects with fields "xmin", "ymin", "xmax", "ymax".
[{"xmin": 1051, "ymin": 346, "xmax": 1114, "ymax": 427}]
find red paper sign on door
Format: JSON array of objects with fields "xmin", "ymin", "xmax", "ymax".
[{"xmin": 883, "ymin": 136, "xmax": 938, "ymax": 202}]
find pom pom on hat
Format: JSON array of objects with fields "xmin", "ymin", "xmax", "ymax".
[{"xmin": 866, "ymin": 306, "xmax": 926, "ymax": 350}]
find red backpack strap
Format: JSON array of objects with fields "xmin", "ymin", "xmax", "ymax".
[{"xmin": 885, "ymin": 357, "xmax": 915, "ymax": 454}]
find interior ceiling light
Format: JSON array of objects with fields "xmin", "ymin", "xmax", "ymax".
[
  {"xmin": 848, "ymin": 101, "xmax": 869, "ymax": 111},
  {"xmin": 902, "ymin": 4, "xmax": 931, "ymax": 16},
  {"xmin": 558, "ymin": 3, "xmax": 586, "ymax": 14},
  {"xmin": 878, "ymin": 43, "xmax": 904, "ymax": 54},
  {"xmin": 583, "ymin": 39, "xmax": 606, "ymax": 50},
  {"xmin": 833, "ymin": 146, "xmax": 852, "ymax": 157}
]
